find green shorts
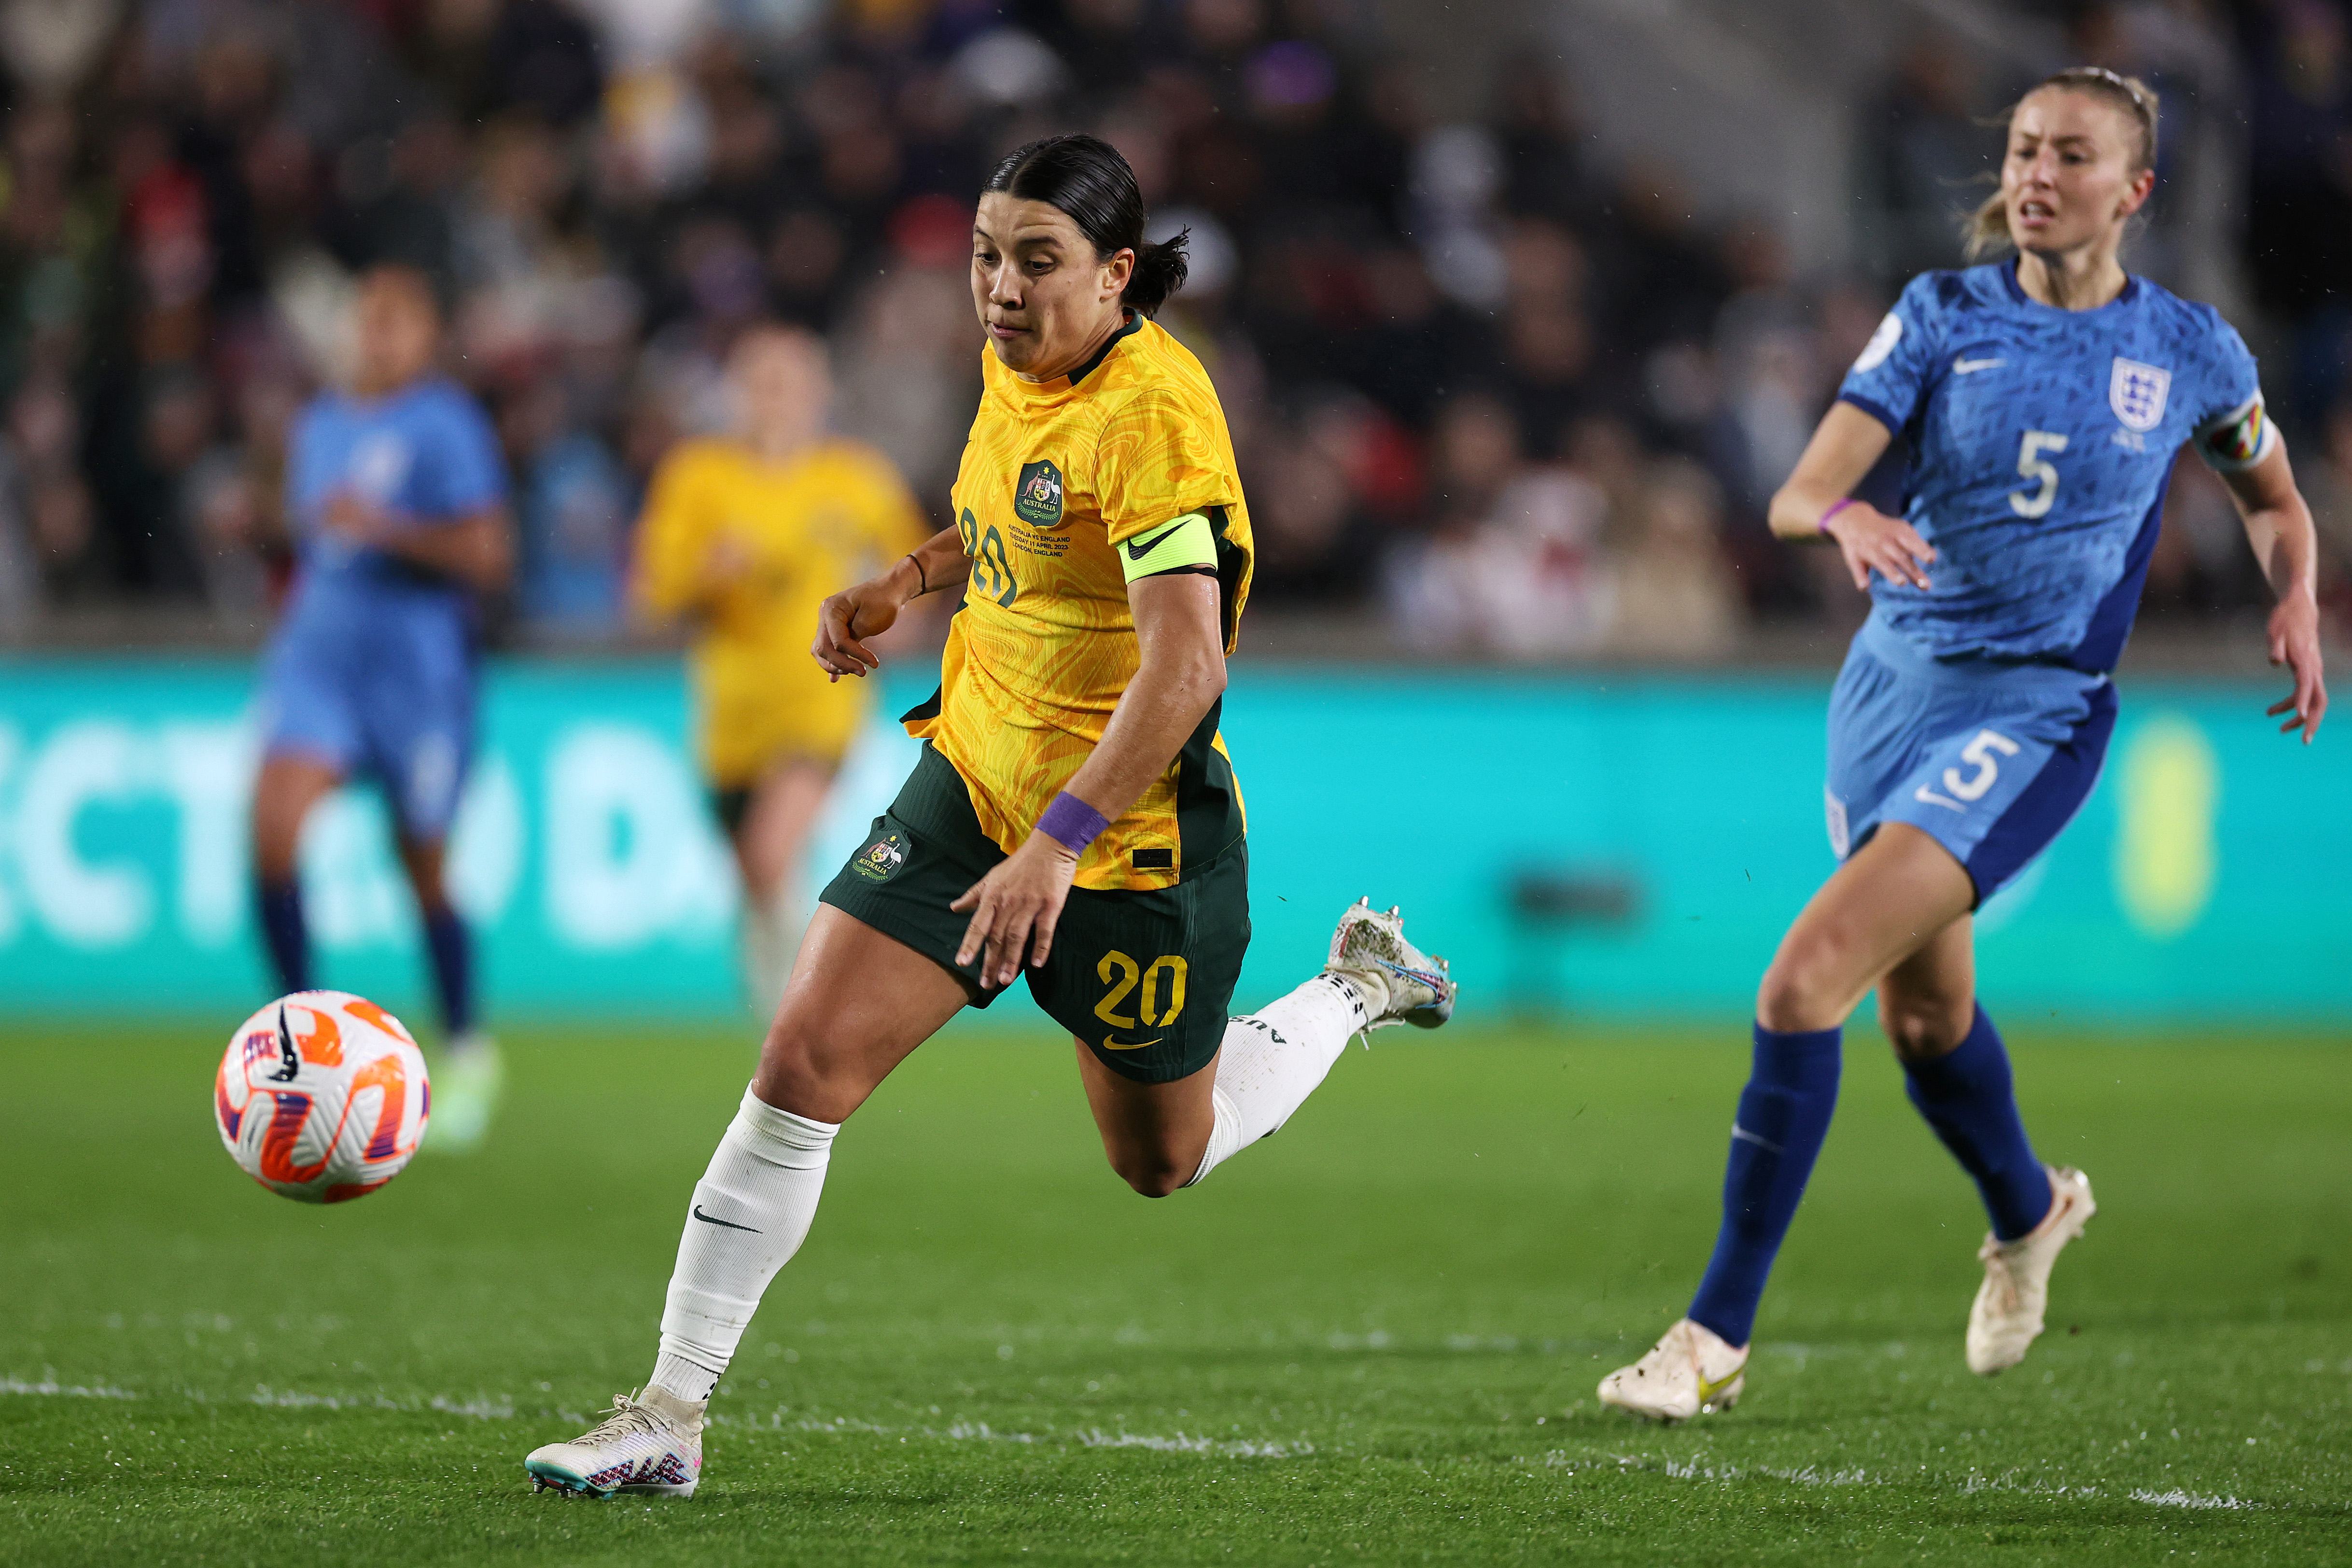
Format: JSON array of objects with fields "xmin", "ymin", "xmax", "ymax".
[{"xmin": 819, "ymin": 744, "xmax": 1250, "ymax": 1084}]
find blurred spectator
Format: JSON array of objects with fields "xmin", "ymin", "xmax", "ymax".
[
  {"xmin": 0, "ymin": 0, "xmax": 2309, "ymax": 659},
  {"xmin": 502, "ymin": 372, "xmax": 630, "ymax": 633},
  {"xmin": 1390, "ymin": 391, "xmax": 1611, "ymax": 657},
  {"xmin": 1605, "ymin": 457, "xmax": 1743, "ymax": 660},
  {"xmin": 1857, "ymin": 34, "xmax": 1992, "ymax": 288}
]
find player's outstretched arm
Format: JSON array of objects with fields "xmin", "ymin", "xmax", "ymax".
[
  {"xmin": 811, "ymin": 524, "xmax": 970, "ymax": 681},
  {"xmin": 1768, "ymin": 401, "xmax": 1936, "ymax": 591},
  {"xmin": 2220, "ymin": 442, "xmax": 2328, "ymax": 743},
  {"xmin": 951, "ymin": 570, "xmax": 1226, "ymax": 990}
]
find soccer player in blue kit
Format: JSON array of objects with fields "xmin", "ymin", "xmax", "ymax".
[
  {"xmin": 1600, "ymin": 69, "xmax": 2328, "ymax": 1420},
  {"xmin": 249, "ymin": 265, "xmax": 515, "ymax": 1150}
]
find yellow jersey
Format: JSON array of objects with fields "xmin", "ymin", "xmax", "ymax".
[
  {"xmin": 635, "ymin": 436, "xmax": 926, "ymax": 785},
  {"xmin": 907, "ymin": 313, "xmax": 1256, "ymax": 891}
]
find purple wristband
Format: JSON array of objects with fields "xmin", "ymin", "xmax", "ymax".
[
  {"xmin": 1818, "ymin": 497, "xmax": 1857, "ymax": 533},
  {"xmin": 1036, "ymin": 791, "xmax": 1109, "ymax": 855}
]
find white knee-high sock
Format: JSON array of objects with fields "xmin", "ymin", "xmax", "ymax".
[
  {"xmin": 1186, "ymin": 973, "xmax": 1377, "ymax": 1186},
  {"xmin": 650, "ymin": 1086, "xmax": 838, "ymax": 1401}
]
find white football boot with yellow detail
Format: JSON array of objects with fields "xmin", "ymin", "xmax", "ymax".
[
  {"xmin": 1966, "ymin": 1164, "xmax": 2095, "ymax": 1375},
  {"xmin": 1597, "ymin": 1317, "xmax": 1749, "ymax": 1423},
  {"xmin": 1324, "ymin": 898, "xmax": 1455, "ymax": 1028},
  {"xmin": 526, "ymin": 1387, "xmax": 704, "ymax": 1498}
]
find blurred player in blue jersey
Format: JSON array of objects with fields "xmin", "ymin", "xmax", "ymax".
[
  {"xmin": 1601, "ymin": 68, "xmax": 2328, "ymax": 1421},
  {"xmin": 249, "ymin": 265, "xmax": 515, "ymax": 1151}
]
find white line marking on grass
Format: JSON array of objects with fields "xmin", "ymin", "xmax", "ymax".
[
  {"xmin": 1580, "ymin": 1451, "xmax": 2264, "ymax": 1511},
  {"xmin": 1077, "ymin": 1429, "xmax": 1314, "ymax": 1459},
  {"xmin": 1561, "ymin": 1453, "xmax": 1874, "ymax": 1487},
  {"xmin": 718, "ymin": 1410, "xmax": 1311, "ymax": 1458},
  {"xmin": 0, "ymin": 1377, "xmax": 138, "ymax": 1400},
  {"xmin": 240, "ymin": 1386, "xmax": 517, "ymax": 1418}
]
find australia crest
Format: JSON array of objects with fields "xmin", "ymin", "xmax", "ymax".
[
  {"xmin": 852, "ymin": 828, "xmax": 909, "ymax": 883},
  {"xmin": 1014, "ymin": 459, "xmax": 1064, "ymax": 527},
  {"xmin": 2109, "ymin": 357, "xmax": 2170, "ymax": 433}
]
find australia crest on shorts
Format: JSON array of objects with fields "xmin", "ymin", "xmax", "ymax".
[
  {"xmin": 2110, "ymin": 357, "xmax": 2170, "ymax": 432},
  {"xmin": 852, "ymin": 827, "xmax": 909, "ymax": 883},
  {"xmin": 1014, "ymin": 458, "xmax": 1064, "ymax": 526}
]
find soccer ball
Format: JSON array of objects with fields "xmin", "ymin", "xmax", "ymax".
[{"xmin": 215, "ymin": 991, "xmax": 431, "ymax": 1203}]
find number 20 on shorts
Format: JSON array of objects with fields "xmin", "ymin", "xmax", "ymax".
[{"xmin": 1094, "ymin": 951, "xmax": 1189, "ymax": 1032}]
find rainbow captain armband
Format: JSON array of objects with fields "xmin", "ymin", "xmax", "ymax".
[
  {"xmin": 2196, "ymin": 392, "xmax": 2280, "ymax": 473},
  {"xmin": 1117, "ymin": 511, "xmax": 1218, "ymax": 583}
]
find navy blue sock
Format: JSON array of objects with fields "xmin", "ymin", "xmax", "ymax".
[
  {"xmin": 1902, "ymin": 1004, "xmax": 2051, "ymax": 1241},
  {"xmin": 1687, "ymin": 1023, "xmax": 1843, "ymax": 1348},
  {"xmin": 422, "ymin": 906, "xmax": 475, "ymax": 1037},
  {"xmin": 256, "ymin": 880, "xmax": 310, "ymax": 994}
]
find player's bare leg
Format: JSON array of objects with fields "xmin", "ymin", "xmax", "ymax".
[
  {"xmin": 527, "ymin": 906, "xmax": 967, "ymax": 1497},
  {"xmin": 1078, "ymin": 899, "xmax": 1456, "ymax": 1197},
  {"xmin": 1076, "ymin": 1048, "xmax": 1218, "ymax": 1197},
  {"xmin": 731, "ymin": 759, "xmax": 836, "ymax": 1022},
  {"xmin": 1754, "ymin": 824, "xmax": 1974, "ymax": 1035},
  {"xmin": 250, "ymin": 752, "xmax": 342, "ymax": 997}
]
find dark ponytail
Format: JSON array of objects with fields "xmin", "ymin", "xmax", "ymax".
[{"xmin": 983, "ymin": 133, "xmax": 1189, "ymax": 316}]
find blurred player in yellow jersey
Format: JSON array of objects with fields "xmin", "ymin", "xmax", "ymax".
[{"xmin": 632, "ymin": 324, "xmax": 926, "ymax": 1015}]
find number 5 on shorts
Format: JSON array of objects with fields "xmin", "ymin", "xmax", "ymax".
[{"xmin": 1917, "ymin": 727, "xmax": 2021, "ymax": 811}]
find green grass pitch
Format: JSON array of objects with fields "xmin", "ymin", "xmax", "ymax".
[{"xmin": 4, "ymin": 1018, "xmax": 2349, "ymax": 1565}]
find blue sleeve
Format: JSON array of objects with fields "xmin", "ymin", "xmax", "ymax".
[
  {"xmin": 2187, "ymin": 309, "xmax": 2278, "ymax": 473},
  {"xmin": 1837, "ymin": 273, "xmax": 1947, "ymax": 436},
  {"xmin": 422, "ymin": 392, "xmax": 509, "ymax": 516}
]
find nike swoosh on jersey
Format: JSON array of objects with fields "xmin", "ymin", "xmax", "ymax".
[
  {"xmin": 1952, "ymin": 356, "xmax": 2007, "ymax": 373},
  {"xmin": 1100, "ymin": 1034, "xmax": 1163, "ymax": 1051},
  {"xmin": 1123, "ymin": 522, "xmax": 1188, "ymax": 561},
  {"xmin": 691, "ymin": 1204, "xmax": 761, "ymax": 1233}
]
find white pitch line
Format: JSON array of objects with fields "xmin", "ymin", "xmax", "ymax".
[
  {"xmin": 0, "ymin": 1377, "xmax": 138, "ymax": 1400},
  {"xmin": 1574, "ymin": 1451, "xmax": 2265, "ymax": 1510}
]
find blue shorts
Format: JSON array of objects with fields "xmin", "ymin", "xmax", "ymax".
[
  {"xmin": 259, "ymin": 598, "xmax": 476, "ymax": 840},
  {"xmin": 1825, "ymin": 616, "xmax": 2118, "ymax": 904}
]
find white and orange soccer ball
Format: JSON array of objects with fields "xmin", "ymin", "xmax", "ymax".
[{"xmin": 215, "ymin": 991, "xmax": 431, "ymax": 1203}]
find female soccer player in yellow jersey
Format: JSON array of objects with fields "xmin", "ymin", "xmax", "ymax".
[
  {"xmin": 633, "ymin": 325, "xmax": 927, "ymax": 1016},
  {"xmin": 524, "ymin": 135, "xmax": 1459, "ymax": 1499}
]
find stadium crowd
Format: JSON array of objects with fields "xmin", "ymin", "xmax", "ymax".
[{"xmin": 0, "ymin": 0, "xmax": 2344, "ymax": 657}]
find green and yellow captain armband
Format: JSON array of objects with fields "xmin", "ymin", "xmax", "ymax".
[{"xmin": 1117, "ymin": 512, "xmax": 1218, "ymax": 583}]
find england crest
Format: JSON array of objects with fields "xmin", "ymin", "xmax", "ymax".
[{"xmin": 2110, "ymin": 357, "xmax": 2170, "ymax": 433}]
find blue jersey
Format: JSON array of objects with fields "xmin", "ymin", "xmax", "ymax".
[
  {"xmin": 1838, "ymin": 261, "xmax": 2276, "ymax": 672},
  {"xmin": 281, "ymin": 376, "xmax": 507, "ymax": 640}
]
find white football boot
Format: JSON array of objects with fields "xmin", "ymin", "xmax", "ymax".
[
  {"xmin": 1966, "ymin": 1164, "xmax": 2095, "ymax": 1375},
  {"xmin": 526, "ymin": 1388, "xmax": 704, "ymax": 1498},
  {"xmin": 1597, "ymin": 1317, "xmax": 1749, "ymax": 1423},
  {"xmin": 425, "ymin": 1032, "xmax": 503, "ymax": 1153},
  {"xmin": 1325, "ymin": 898, "xmax": 1455, "ymax": 1029}
]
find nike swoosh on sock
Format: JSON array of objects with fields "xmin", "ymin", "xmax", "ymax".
[{"xmin": 691, "ymin": 1204, "xmax": 761, "ymax": 1233}]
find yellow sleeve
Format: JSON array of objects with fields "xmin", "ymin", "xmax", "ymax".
[
  {"xmin": 631, "ymin": 447, "xmax": 712, "ymax": 620},
  {"xmin": 1093, "ymin": 388, "xmax": 1235, "ymax": 548}
]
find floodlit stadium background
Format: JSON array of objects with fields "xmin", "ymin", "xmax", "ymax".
[{"xmin": 0, "ymin": 0, "xmax": 2345, "ymax": 1027}]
